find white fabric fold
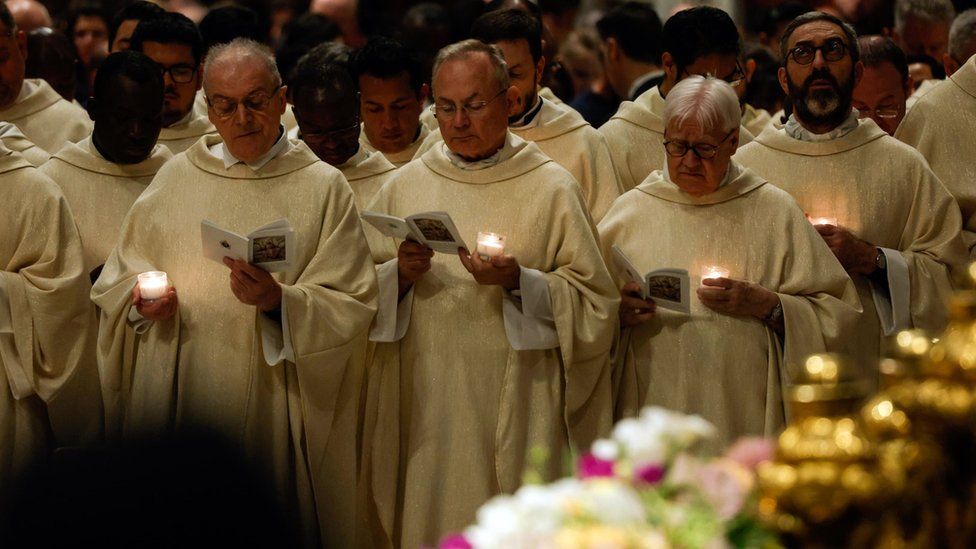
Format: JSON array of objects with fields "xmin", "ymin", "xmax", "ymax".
[
  {"xmin": 502, "ymin": 266, "xmax": 558, "ymax": 350},
  {"xmin": 870, "ymin": 247, "xmax": 912, "ymax": 335},
  {"xmin": 259, "ymin": 298, "xmax": 295, "ymax": 366},
  {"xmin": 369, "ymin": 258, "xmax": 414, "ymax": 342}
]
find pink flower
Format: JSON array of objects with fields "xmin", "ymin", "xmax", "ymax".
[
  {"xmin": 438, "ymin": 534, "xmax": 472, "ymax": 549},
  {"xmin": 634, "ymin": 464, "xmax": 665, "ymax": 485},
  {"xmin": 578, "ymin": 452, "xmax": 615, "ymax": 479},
  {"xmin": 725, "ymin": 437, "xmax": 775, "ymax": 472},
  {"xmin": 698, "ymin": 459, "xmax": 753, "ymax": 520}
]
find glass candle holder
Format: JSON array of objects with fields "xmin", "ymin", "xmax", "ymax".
[
  {"xmin": 137, "ymin": 271, "xmax": 168, "ymax": 301},
  {"xmin": 476, "ymin": 232, "xmax": 506, "ymax": 261}
]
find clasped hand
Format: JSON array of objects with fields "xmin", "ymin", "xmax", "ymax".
[
  {"xmin": 697, "ymin": 277, "xmax": 778, "ymax": 319},
  {"xmin": 458, "ymin": 248, "xmax": 521, "ymax": 291},
  {"xmin": 223, "ymin": 257, "xmax": 282, "ymax": 312},
  {"xmin": 619, "ymin": 281, "xmax": 657, "ymax": 328},
  {"xmin": 132, "ymin": 284, "xmax": 178, "ymax": 321},
  {"xmin": 815, "ymin": 224, "xmax": 877, "ymax": 275}
]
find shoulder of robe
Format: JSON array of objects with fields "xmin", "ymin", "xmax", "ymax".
[
  {"xmin": 0, "ymin": 151, "xmax": 65, "ymax": 206},
  {"xmin": 343, "ymin": 150, "xmax": 397, "ymax": 182},
  {"xmin": 599, "ymin": 186, "xmax": 654, "ymax": 232},
  {"xmin": 518, "ymin": 98, "xmax": 591, "ymax": 141},
  {"xmin": 743, "ymin": 119, "xmax": 887, "ymax": 157},
  {"xmin": 601, "ymin": 99, "xmax": 664, "ymax": 135},
  {"xmin": 44, "ymin": 138, "xmax": 172, "ymax": 179},
  {"xmin": 897, "ymin": 77, "xmax": 973, "ymax": 141}
]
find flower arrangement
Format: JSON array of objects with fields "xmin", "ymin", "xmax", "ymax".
[{"xmin": 441, "ymin": 407, "xmax": 780, "ymax": 549}]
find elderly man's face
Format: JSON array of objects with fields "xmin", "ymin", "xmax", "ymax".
[
  {"xmin": 664, "ymin": 119, "xmax": 738, "ymax": 197},
  {"xmin": 899, "ymin": 17, "xmax": 950, "ymax": 60},
  {"xmin": 206, "ymin": 58, "xmax": 286, "ymax": 164},
  {"xmin": 0, "ymin": 24, "xmax": 26, "ymax": 109},
  {"xmin": 853, "ymin": 61, "xmax": 910, "ymax": 135},
  {"xmin": 432, "ymin": 53, "xmax": 522, "ymax": 161},
  {"xmin": 780, "ymin": 21, "xmax": 862, "ymax": 129},
  {"xmin": 492, "ymin": 38, "xmax": 543, "ymax": 120}
]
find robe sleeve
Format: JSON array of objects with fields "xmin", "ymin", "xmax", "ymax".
[
  {"xmin": 1, "ymin": 175, "xmax": 100, "ymax": 446},
  {"xmin": 502, "ymin": 267, "xmax": 559, "ymax": 350},
  {"xmin": 869, "ymin": 247, "xmax": 911, "ymax": 335},
  {"xmin": 258, "ymin": 300, "xmax": 296, "ymax": 365},
  {"xmin": 544, "ymin": 180, "xmax": 620, "ymax": 452},
  {"xmin": 368, "ymin": 259, "xmax": 414, "ymax": 342}
]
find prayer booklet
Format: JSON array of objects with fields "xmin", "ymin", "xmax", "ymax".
[
  {"xmin": 611, "ymin": 245, "xmax": 690, "ymax": 313},
  {"xmin": 201, "ymin": 218, "xmax": 294, "ymax": 272},
  {"xmin": 361, "ymin": 211, "xmax": 468, "ymax": 254}
]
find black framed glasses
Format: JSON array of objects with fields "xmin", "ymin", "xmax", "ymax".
[
  {"xmin": 157, "ymin": 63, "xmax": 197, "ymax": 84},
  {"xmin": 681, "ymin": 62, "xmax": 746, "ymax": 88},
  {"xmin": 207, "ymin": 86, "xmax": 282, "ymax": 118},
  {"xmin": 856, "ymin": 106, "xmax": 900, "ymax": 120},
  {"xmin": 663, "ymin": 129, "xmax": 735, "ymax": 159},
  {"xmin": 788, "ymin": 39, "xmax": 849, "ymax": 65},
  {"xmin": 300, "ymin": 119, "xmax": 361, "ymax": 143},
  {"xmin": 430, "ymin": 89, "xmax": 506, "ymax": 120}
]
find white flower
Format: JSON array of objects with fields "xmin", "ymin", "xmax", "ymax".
[{"xmin": 591, "ymin": 438, "xmax": 620, "ymax": 461}]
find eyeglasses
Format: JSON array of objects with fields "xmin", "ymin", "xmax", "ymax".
[
  {"xmin": 207, "ymin": 86, "xmax": 281, "ymax": 118},
  {"xmin": 663, "ymin": 129, "xmax": 735, "ymax": 159},
  {"xmin": 788, "ymin": 39, "xmax": 849, "ymax": 65},
  {"xmin": 682, "ymin": 62, "xmax": 746, "ymax": 88},
  {"xmin": 157, "ymin": 63, "xmax": 197, "ymax": 84},
  {"xmin": 430, "ymin": 89, "xmax": 506, "ymax": 120},
  {"xmin": 300, "ymin": 120, "xmax": 361, "ymax": 143},
  {"xmin": 857, "ymin": 107, "xmax": 900, "ymax": 120}
]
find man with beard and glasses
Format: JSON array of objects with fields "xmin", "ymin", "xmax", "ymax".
[
  {"xmin": 0, "ymin": 3, "xmax": 90, "ymax": 155},
  {"xmin": 130, "ymin": 12, "xmax": 217, "ymax": 155},
  {"xmin": 735, "ymin": 11, "xmax": 967, "ymax": 378},
  {"xmin": 898, "ymin": 9, "xmax": 976, "ymax": 258},
  {"xmin": 464, "ymin": 9, "xmax": 620, "ymax": 221},
  {"xmin": 600, "ymin": 6, "xmax": 757, "ymax": 192},
  {"xmin": 291, "ymin": 55, "xmax": 396, "ymax": 212},
  {"xmin": 852, "ymin": 36, "xmax": 913, "ymax": 136}
]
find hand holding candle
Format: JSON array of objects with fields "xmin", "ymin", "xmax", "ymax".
[
  {"xmin": 809, "ymin": 216, "xmax": 838, "ymax": 227},
  {"xmin": 700, "ymin": 265, "xmax": 730, "ymax": 284},
  {"xmin": 476, "ymin": 232, "xmax": 506, "ymax": 261},
  {"xmin": 133, "ymin": 271, "xmax": 178, "ymax": 321},
  {"xmin": 137, "ymin": 271, "xmax": 168, "ymax": 300}
]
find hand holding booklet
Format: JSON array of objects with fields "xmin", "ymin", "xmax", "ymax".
[
  {"xmin": 612, "ymin": 245, "xmax": 690, "ymax": 314},
  {"xmin": 360, "ymin": 211, "xmax": 468, "ymax": 254},
  {"xmin": 201, "ymin": 218, "xmax": 294, "ymax": 273}
]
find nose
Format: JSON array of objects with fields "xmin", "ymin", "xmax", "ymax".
[
  {"xmin": 811, "ymin": 48, "xmax": 827, "ymax": 69},
  {"xmin": 381, "ymin": 109, "xmax": 399, "ymax": 130},
  {"xmin": 681, "ymin": 149, "xmax": 702, "ymax": 168},
  {"xmin": 233, "ymin": 103, "xmax": 252, "ymax": 125},
  {"xmin": 450, "ymin": 108, "xmax": 470, "ymax": 128}
]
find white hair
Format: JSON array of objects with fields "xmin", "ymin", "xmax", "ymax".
[
  {"xmin": 950, "ymin": 9, "xmax": 976, "ymax": 60},
  {"xmin": 663, "ymin": 75, "xmax": 741, "ymax": 134},
  {"xmin": 203, "ymin": 38, "xmax": 282, "ymax": 94},
  {"xmin": 895, "ymin": 0, "xmax": 956, "ymax": 34},
  {"xmin": 431, "ymin": 39, "xmax": 510, "ymax": 92}
]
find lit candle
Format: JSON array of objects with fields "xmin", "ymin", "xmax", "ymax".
[
  {"xmin": 476, "ymin": 232, "xmax": 506, "ymax": 261},
  {"xmin": 809, "ymin": 216, "xmax": 838, "ymax": 227},
  {"xmin": 700, "ymin": 265, "xmax": 729, "ymax": 284},
  {"xmin": 137, "ymin": 271, "xmax": 168, "ymax": 301}
]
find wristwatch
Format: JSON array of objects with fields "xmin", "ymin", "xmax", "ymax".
[
  {"xmin": 764, "ymin": 300, "xmax": 784, "ymax": 325},
  {"xmin": 875, "ymin": 247, "xmax": 887, "ymax": 271}
]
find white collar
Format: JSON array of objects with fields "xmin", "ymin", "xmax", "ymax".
[
  {"xmin": 15, "ymin": 80, "xmax": 34, "ymax": 103},
  {"xmin": 627, "ymin": 70, "xmax": 664, "ymax": 100},
  {"xmin": 662, "ymin": 156, "xmax": 738, "ymax": 190},
  {"xmin": 337, "ymin": 145, "xmax": 369, "ymax": 169},
  {"xmin": 443, "ymin": 132, "xmax": 523, "ymax": 170},
  {"xmin": 784, "ymin": 109, "xmax": 860, "ymax": 142},
  {"xmin": 210, "ymin": 125, "xmax": 291, "ymax": 170}
]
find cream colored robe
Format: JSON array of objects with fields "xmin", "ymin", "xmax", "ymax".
[
  {"xmin": 339, "ymin": 149, "xmax": 396, "ymax": 212},
  {"xmin": 897, "ymin": 57, "xmax": 976, "ymax": 256},
  {"xmin": 736, "ymin": 119, "xmax": 967, "ymax": 373},
  {"xmin": 600, "ymin": 86, "xmax": 755, "ymax": 192},
  {"xmin": 91, "ymin": 136, "xmax": 378, "ymax": 548},
  {"xmin": 41, "ymin": 137, "xmax": 172, "ymax": 275},
  {"xmin": 742, "ymin": 103, "xmax": 773, "ymax": 137},
  {"xmin": 905, "ymin": 77, "xmax": 941, "ymax": 112},
  {"xmin": 0, "ymin": 79, "xmax": 91, "ymax": 155},
  {"xmin": 597, "ymin": 164, "xmax": 861, "ymax": 446},
  {"xmin": 0, "ymin": 145, "xmax": 98, "ymax": 502},
  {"xmin": 414, "ymin": 99, "xmax": 623, "ymax": 222},
  {"xmin": 157, "ymin": 112, "xmax": 217, "ymax": 155},
  {"xmin": 360, "ymin": 123, "xmax": 431, "ymax": 168},
  {"xmin": 362, "ymin": 138, "xmax": 618, "ymax": 548},
  {"xmin": 0, "ymin": 121, "xmax": 49, "ymax": 166}
]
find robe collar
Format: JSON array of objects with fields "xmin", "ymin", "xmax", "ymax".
[
  {"xmin": 0, "ymin": 121, "xmax": 35, "ymax": 154},
  {"xmin": 443, "ymin": 132, "xmax": 525, "ymax": 170},
  {"xmin": 337, "ymin": 146, "xmax": 369, "ymax": 170},
  {"xmin": 188, "ymin": 133, "xmax": 319, "ymax": 180},
  {"xmin": 628, "ymin": 70, "xmax": 664, "ymax": 100},
  {"xmin": 608, "ymin": 85, "xmax": 666, "ymax": 134},
  {"xmin": 510, "ymin": 96, "xmax": 544, "ymax": 128},
  {"xmin": 210, "ymin": 125, "xmax": 291, "ymax": 170},
  {"xmin": 0, "ymin": 79, "xmax": 66, "ymax": 121},
  {"xmin": 422, "ymin": 131, "xmax": 551, "ymax": 184},
  {"xmin": 51, "ymin": 135, "xmax": 172, "ymax": 178},
  {"xmin": 747, "ymin": 116, "xmax": 888, "ymax": 157},
  {"xmin": 636, "ymin": 159, "xmax": 766, "ymax": 205},
  {"xmin": 784, "ymin": 109, "xmax": 860, "ymax": 142},
  {"xmin": 339, "ymin": 147, "xmax": 396, "ymax": 182},
  {"xmin": 949, "ymin": 54, "xmax": 976, "ymax": 99},
  {"xmin": 510, "ymin": 96, "xmax": 590, "ymax": 142},
  {"xmin": 0, "ymin": 141, "xmax": 34, "ymax": 174},
  {"xmin": 360, "ymin": 123, "xmax": 431, "ymax": 165},
  {"xmin": 159, "ymin": 109, "xmax": 216, "ymax": 141}
]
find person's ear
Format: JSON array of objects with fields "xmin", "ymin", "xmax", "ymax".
[
  {"xmin": 728, "ymin": 127, "xmax": 740, "ymax": 150},
  {"xmin": 744, "ymin": 58, "xmax": 757, "ymax": 84},
  {"xmin": 535, "ymin": 55, "xmax": 546, "ymax": 85},
  {"xmin": 505, "ymin": 85, "xmax": 522, "ymax": 118},
  {"xmin": 853, "ymin": 60, "xmax": 864, "ymax": 88},
  {"xmin": 662, "ymin": 52, "xmax": 678, "ymax": 84},
  {"xmin": 16, "ymin": 30, "xmax": 26, "ymax": 61},
  {"xmin": 277, "ymin": 84, "xmax": 288, "ymax": 113},
  {"xmin": 778, "ymin": 66, "xmax": 789, "ymax": 96},
  {"xmin": 904, "ymin": 75, "xmax": 915, "ymax": 98},
  {"xmin": 419, "ymin": 82, "xmax": 430, "ymax": 104},
  {"xmin": 943, "ymin": 52, "xmax": 959, "ymax": 77},
  {"xmin": 606, "ymin": 37, "xmax": 620, "ymax": 62}
]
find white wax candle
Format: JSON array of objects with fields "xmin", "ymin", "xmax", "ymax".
[
  {"xmin": 476, "ymin": 232, "xmax": 506, "ymax": 260},
  {"xmin": 809, "ymin": 216, "xmax": 838, "ymax": 227},
  {"xmin": 700, "ymin": 265, "xmax": 730, "ymax": 283},
  {"xmin": 138, "ymin": 271, "xmax": 168, "ymax": 301}
]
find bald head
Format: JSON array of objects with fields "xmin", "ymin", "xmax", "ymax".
[
  {"xmin": 6, "ymin": 0, "xmax": 49, "ymax": 32},
  {"xmin": 203, "ymin": 38, "xmax": 281, "ymax": 94}
]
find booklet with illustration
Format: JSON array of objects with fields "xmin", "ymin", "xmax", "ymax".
[
  {"xmin": 201, "ymin": 218, "xmax": 294, "ymax": 272},
  {"xmin": 360, "ymin": 211, "xmax": 468, "ymax": 254},
  {"xmin": 611, "ymin": 245, "xmax": 690, "ymax": 313}
]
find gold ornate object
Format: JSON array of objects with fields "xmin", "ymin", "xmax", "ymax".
[{"xmin": 758, "ymin": 354, "xmax": 884, "ymax": 547}]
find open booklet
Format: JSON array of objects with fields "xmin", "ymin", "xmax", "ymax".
[
  {"xmin": 201, "ymin": 218, "xmax": 294, "ymax": 273},
  {"xmin": 360, "ymin": 211, "xmax": 468, "ymax": 254},
  {"xmin": 612, "ymin": 245, "xmax": 690, "ymax": 314}
]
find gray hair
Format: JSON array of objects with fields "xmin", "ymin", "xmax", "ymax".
[
  {"xmin": 203, "ymin": 38, "xmax": 282, "ymax": 94},
  {"xmin": 663, "ymin": 75, "xmax": 741, "ymax": 134},
  {"xmin": 895, "ymin": 0, "xmax": 956, "ymax": 34},
  {"xmin": 949, "ymin": 9, "xmax": 976, "ymax": 60},
  {"xmin": 431, "ymin": 39, "xmax": 509, "ymax": 92}
]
